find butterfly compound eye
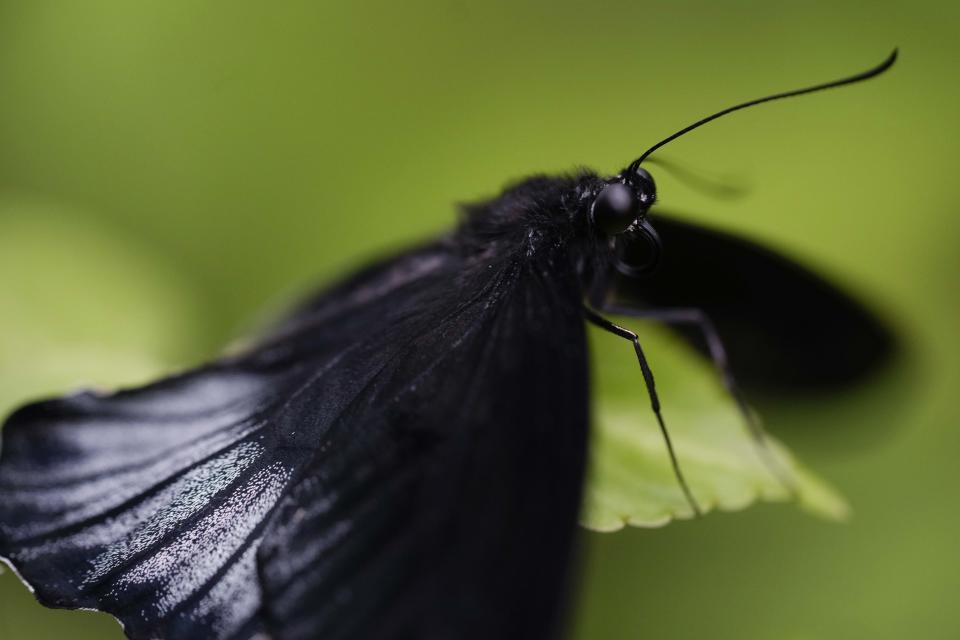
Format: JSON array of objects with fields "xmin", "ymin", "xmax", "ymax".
[
  {"xmin": 633, "ymin": 167, "xmax": 657, "ymax": 205},
  {"xmin": 591, "ymin": 182, "xmax": 639, "ymax": 235}
]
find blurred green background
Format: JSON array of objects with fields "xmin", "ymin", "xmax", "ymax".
[{"xmin": 0, "ymin": 1, "xmax": 957, "ymax": 638}]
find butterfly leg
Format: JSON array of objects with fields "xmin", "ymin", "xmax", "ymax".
[
  {"xmin": 597, "ymin": 304, "xmax": 797, "ymax": 495},
  {"xmin": 583, "ymin": 306, "xmax": 702, "ymax": 517}
]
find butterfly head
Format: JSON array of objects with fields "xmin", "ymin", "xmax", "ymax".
[{"xmin": 589, "ymin": 167, "xmax": 662, "ymax": 277}]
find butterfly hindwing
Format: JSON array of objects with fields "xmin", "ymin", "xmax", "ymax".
[{"xmin": 608, "ymin": 213, "xmax": 897, "ymax": 393}]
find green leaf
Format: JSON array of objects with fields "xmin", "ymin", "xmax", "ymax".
[{"xmin": 581, "ymin": 324, "xmax": 849, "ymax": 531}]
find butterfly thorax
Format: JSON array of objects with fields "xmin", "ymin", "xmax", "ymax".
[{"xmin": 453, "ymin": 172, "xmax": 611, "ymax": 291}]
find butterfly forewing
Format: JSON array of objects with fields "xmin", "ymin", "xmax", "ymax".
[
  {"xmin": 258, "ymin": 252, "xmax": 588, "ymax": 640},
  {"xmin": 0, "ymin": 235, "xmax": 589, "ymax": 640}
]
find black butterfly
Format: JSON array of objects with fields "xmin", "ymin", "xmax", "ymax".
[{"xmin": 0, "ymin": 51, "xmax": 897, "ymax": 640}]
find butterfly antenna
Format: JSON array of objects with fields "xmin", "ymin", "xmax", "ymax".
[{"xmin": 627, "ymin": 49, "xmax": 898, "ymax": 172}]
